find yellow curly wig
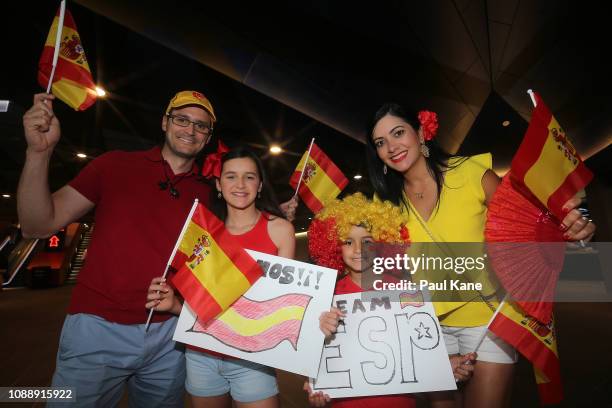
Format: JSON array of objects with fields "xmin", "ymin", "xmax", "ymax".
[
  {"xmin": 308, "ymin": 193, "xmax": 409, "ymax": 271},
  {"xmin": 317, "ymin": 193, "xmax": 407, "ymax": 242}
]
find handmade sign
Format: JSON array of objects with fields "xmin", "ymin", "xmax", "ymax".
[
  {"xmin": 174, "ymin": 249, "xmax": 337, "ymax": 377},
  {"xmin": 310, "ymin": 290, "xmax": 456, "ymax": 398}
]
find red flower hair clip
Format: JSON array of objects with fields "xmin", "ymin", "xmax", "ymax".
[
  {"xmin": 201, "ymin": 140, "xmax": 230, "ymax": 179},
  {"xmin": 418, "ymin": 110, "xmax": 438, "ymax": 141}
]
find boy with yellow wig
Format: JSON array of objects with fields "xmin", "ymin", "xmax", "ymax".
[{"xmin": 304, "ymin": 193, "xmax": 475, "ymax": 407}]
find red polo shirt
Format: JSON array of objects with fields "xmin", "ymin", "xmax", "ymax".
[{"xmin": 67, "ymin": 146, "xmax": 211, "ymax": 324}]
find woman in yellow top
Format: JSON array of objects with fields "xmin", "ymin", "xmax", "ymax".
[{"xmin": 365, "ymin": 103, "xmax": 595, "ymax": 408}]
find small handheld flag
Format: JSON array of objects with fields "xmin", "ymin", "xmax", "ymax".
[
  {"xmin": 510, "ymin": 91, "xmax": 593, "ymax": 221},
  {"xmin": 289, "ymin": 140, "xmax": 348, "ymax": 213},
  {"xmin": 488, "ymin": 301, "xmax": 563, "ymax": 405},
  {"xmin": 171, "ymin": 203, "xmax": 263, "ymax": 325},
  {"xmin": 38, "ymin": 1, "xmax": 97, "ymax": 110}
]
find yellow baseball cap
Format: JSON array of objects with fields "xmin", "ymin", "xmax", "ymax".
[{"xmin": 165, "ymin": 90, "xmax": 216, "ymax": 122}]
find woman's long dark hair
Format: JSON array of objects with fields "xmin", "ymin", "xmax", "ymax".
[
  {"xmin": 365, "ymin": 103, "xmax": 466, "ymax": 211},
  {"xmin": 209, "ymin": 146, "xmax": 285, "ymax": 222}
]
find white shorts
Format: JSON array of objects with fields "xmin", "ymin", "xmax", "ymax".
[{"xmin": 442, "ymin": 325, "xmax": 518, "ymax": 364}]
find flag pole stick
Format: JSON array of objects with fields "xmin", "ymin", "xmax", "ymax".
[
  {"xmin": 145, "ymin": 198, "xmax": 199, "ymax": 330},
  {"xmin": 293, "ymin": 138, "xmax": 315, "ymax": 199},
  {"xmin": 46, "ymin": 0, "xmax": 66, "ymax": 94},
  {"xmin": 527, "ymin": 89, "xmax": 537, "ymax": 107},
  {"xmin": 451, "ymin": 294, "xmax": 507, "ymax": 382},
  {"xmin": 472, "ymin": 294, "xmax": 507, "ymax": 354}
]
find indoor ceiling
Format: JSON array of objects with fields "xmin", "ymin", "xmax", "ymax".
[{"xmin": 2, "ymin": 0, "xmax": 611, "ymax": 229}]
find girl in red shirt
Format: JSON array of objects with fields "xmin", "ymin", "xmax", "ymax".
[{"xmin": 146, "ymin": 147, "xmax": 340, "ymax": 408}]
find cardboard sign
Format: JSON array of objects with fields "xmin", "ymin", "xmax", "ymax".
[
  {"xmin": 174, "ymin": 249, "xmax": 337, "ymax": 377},
  {"xmin": 310, "ymin": 290, "xmax": 457, "ymax": 398}
]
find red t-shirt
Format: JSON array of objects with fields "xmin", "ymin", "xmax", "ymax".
[
  {"xmin": 67, "ymin": 146, "xmax": 211, "ymax": 324},
  {"xmin": 331, "ymin": 275, "xmax": 416, "ymax": 408}
]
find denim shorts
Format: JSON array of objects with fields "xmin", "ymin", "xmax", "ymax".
[
  {"xmin": 185, "ymin": 349, "xmax": 278, "ymax": 402},
  {"xmin": 50, "ymin": 313, "xmax": 185, "ymax": 408}
]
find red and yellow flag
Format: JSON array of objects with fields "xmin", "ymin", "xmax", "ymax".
[
  {"xmin": 289, "ymin": 143, "xmax": 348, "ymax": 213},
  {"xmin": 489, "ymin": 301, "xmax": 563, "ymax": 405},
  {"xmin": 171, "ymin": 203, "xmax": 263, "ymax": 324},
  {"xmin": 192, "ymin": 293, "xmax": 312, "ymax": 352},
  {"xmin": 511, "ymin": 92, "xmax": 592, "ymax": 220},
  {"xmin": 38, "ymin": 6, "xmax": 97, "ymax": 111}
]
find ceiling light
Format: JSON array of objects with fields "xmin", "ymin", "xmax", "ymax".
[
  {"xmin": 353, "ymin": 174, "xmax": 362, "ymax": 180},
  {"xmin": 95, "ymin": 86, "xmax": 107, "ymax": 97},
  {"xmin": 76, "ymin": 153, "xmax": 87, "ymax": 159},
  {"xmin": 502, "ymin": 120, "xmax": 510, "ymax": 127},
  {"xmin": 269, "ymin": 145, "xmax": 282, "ymax": 155},
  {"xmin": 2, "ymin": 194, "xmax": 10, "ymax": 198}
]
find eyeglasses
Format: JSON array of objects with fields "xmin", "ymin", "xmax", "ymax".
[{"xmin": 167, "ymin": 114, "xmax": 213, "ymax": 135}]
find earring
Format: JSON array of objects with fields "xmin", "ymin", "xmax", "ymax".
[
  {"xmin": 217, "ymin": 192, "xmax": 222, "ymax": 199},
  {"xmin": 383, "ymin": 164, "xmax": 388, "ymax": 175},
  {"xmin": 420, "ymin": 143, "xmax": 430, "ymax": 158}
]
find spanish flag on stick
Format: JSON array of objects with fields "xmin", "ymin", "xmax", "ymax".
[
  {"xmin": 489, "ymin": 301, "xmax": 563, "ymax": 405},
  {"xmin": 511, "ymin": 91, "xmax": 592, "ymax": 221},
  {"xmin": 38, "ymin": 1, "xmax": 97, "ymax": 111},
  {"xmin": 170, "ymin": 202, "xmax": 263, "ymax": 324},
  {"xmin": 289, "ymin": 139, "xmax": 349, "ymax": 213}
]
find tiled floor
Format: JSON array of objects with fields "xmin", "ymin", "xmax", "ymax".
[{"xmin": 2, "ymin": 285, "xmax": 612, "ymax": 407}]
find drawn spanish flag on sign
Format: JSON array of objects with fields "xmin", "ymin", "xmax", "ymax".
[
  {"xmin": 489, "ymin": 301, "xmax": 563, "ymax": 405},
  {"xmin": 399, "ymin": 291, "xmax": 424, "ymax": 309},
  {"xmin": 38, "ymin": 6, "xmax": 97, "ymax": 111},
  {"xmin": 192, "ymin": 293, "xmax": 312, "ymax": 352},
  {"xmin": 289, "ymin": 143, "xmax": 349, "ymax": 213},
  {"xmin": 510, "ymin": 92, "xmax": 592, "ymax": 221},
  {"xmin": 171, "ymin": 203, "xmax": 263, "ymax": 324}
]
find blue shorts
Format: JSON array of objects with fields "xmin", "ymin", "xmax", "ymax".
[
  {"xmin": 185, "ymin": 349, "xmax": 278, "ymax": 402},
  {"xmin": 50, "ymin": 313, "xmax": 185, "ymax": 408}
]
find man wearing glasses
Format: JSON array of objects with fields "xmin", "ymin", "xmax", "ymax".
[{"xmin": 18, "ymin": 90, "xmax": 219, "ymax": 407}]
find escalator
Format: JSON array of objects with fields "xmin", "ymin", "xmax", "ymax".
[
  {"xmin": 1, "ymin": 235, "xmax": 12, "ymax": 252},
  {"xmin": 2, "ymin": 237, "xmax": 41, "ymax": 288},
  {"xmin": 66, "ymin": 223, "xmax": 94, "ymax": 284},
  {"xmin": 1, "ymin": 223, "xmax": 94, "ymax": 289}
]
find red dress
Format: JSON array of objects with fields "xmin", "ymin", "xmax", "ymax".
[{"xmin": 331, "ymin": 275, "xmax": 417, "ymax": 408}]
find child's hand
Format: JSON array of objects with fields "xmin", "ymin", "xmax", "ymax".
[
  {"xmin": 319, "ymin": 307, "xmax": 344, "ymax": 338},
  {"xmin": 145, "ymin": 277, "xmax": 182, "ymax": 314},
  {"xmin": 450, "ymin": 352, "xmax": 477, "ymax": 382},
  {"xmin": 303, "ymin": 380, "xmax": 330, "ymax": 407}
]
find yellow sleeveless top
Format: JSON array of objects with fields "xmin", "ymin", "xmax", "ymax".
[{"xmin": 396, "ymin": 153, "xmax": 499, "ymax": 326}]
